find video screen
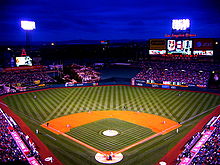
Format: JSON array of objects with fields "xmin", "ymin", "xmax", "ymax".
[
  {"xmin": 16, "ymin": 56, "xmax": 32, "ymax": 67},
  {"xmin": 149, "ymin": 50, "xmax": 166, "ymax": 55},
  {"xmin": 167, "ymin": 40, "xmax": 192, "ymax": 55},
  {"xmin": 193, "ymin": 50, "xmax": 213, "ymax": 56}
]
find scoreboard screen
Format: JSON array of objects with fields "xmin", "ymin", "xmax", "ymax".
[
  {"xmin": 16, "ymin": 56, "xmax": 32, "ymax": 67},
  {"xmin": 167, "ymin": 40, "xmax": 192, "ymax": 55}
]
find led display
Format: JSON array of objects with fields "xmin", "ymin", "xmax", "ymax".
[
  {"xmin": 16, "ymin": 56, "xmax": 32, "ymax": 67},
  {"xmin": 149, "ymin": 50, "xmax": 166, "ymax": 55},
  {"xmin": 193, "ymin": 50, "xmax": 213, "ymax": 56},
  {"xmin": 167, "ymin": 40, "xmax": 192, "ymax": 55}
]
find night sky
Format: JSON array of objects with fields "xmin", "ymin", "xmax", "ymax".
[{"xmin": 1, "ymin": 0, "xmax": 220, "ymax": 42}]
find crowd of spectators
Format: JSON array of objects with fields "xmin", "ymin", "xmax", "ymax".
[
  {"xmin": 190, "ymin": 120, "xmax": 220, "ymax": 164},
  {"xmin": 69, "ymin": 64, "xmax": 100, "ymax": 83},
  {"xmin": 0, "ymin": 109, "xmax": 42, "ymax": 164},
  {"xmin": 0, "ymin": 88, "xmax": 7, "ymax": 95},
  {"xmin": 0, "ymin": 112, "xmax": 27, "ymax": 164},
  {"xmin": 133, "ymin": 61, "xmax": 220, "ymax": 86},
  {"xmin": 0, "ymin": 70, "xmax": 56, "ymax": 86},
  {"xmin": 176, "ymin": 115, "xmax": 220, "ymax": 165},
  {"xmin": 0, "ymin": 69, "xmax": 57, "ymax": 95}
]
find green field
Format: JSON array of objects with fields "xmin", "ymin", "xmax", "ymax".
[
  {"xmin": 3, "ymin": 86, "xmax": 220, "ymax": 165},
  {"xmin": 67, "ymin": 118, "xmax": 154, "ymax": 151}
]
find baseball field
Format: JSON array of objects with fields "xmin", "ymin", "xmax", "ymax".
[{"xmin": 2, "ymin": 85, "xmax": 220, "ymax": 165}]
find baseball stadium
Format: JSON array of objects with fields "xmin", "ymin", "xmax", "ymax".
[{"xmin": 0, "ymin": 18, "xmax": 220, "ymax": 165}]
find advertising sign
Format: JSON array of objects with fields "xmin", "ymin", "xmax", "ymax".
[
  {"xmin": 149, "ymin": 50, "xmax": 166, "ymax": 55},
  {"xmin": 193, "ymin": 38, "xmax": 214, "ymax": 50},
  {"xmin": 193, "ymin": 50, "xmax": 213, "ymax": 56},
  {"xmin": 150, "ymin": 39, "xmax": 166, "ymax": 50}
]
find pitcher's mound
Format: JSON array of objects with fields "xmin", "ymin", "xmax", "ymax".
[{"xmin": 95, "ymin": 153, "xmax": 123, "ymax": 164}]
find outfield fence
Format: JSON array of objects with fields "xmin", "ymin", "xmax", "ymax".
[{"xmin": 1, "ymin": 79, "xmax": 220, "ymax": 97}]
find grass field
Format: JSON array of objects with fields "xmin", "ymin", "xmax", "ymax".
[
  {"xmin": 2, "ymin": 85, "xmax": 220, "ymax": 165},
  {"xmin": 67, "ymin": 118, "xmax": 155, "ymax": 151}
]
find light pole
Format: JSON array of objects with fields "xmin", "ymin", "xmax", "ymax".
[{"xmin": 21, "ymin": 20, "xmax": 36, "ymax": 48}]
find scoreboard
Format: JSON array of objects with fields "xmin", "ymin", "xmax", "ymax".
[
  {"xmin": 167, "ymin": 40, "xmax": 192, "ymax": 55},
  {"xmin": 149, "ymin": 38, "xmax": 214, "ymax": 57}
]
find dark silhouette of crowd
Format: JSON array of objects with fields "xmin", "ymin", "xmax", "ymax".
[
  {"xmin": 176, "ymin": 115, "xmax": 220, "ymax": 165},
  {"xmin": 190, "ymin": 120, "xmax": 220, "ymax": 165},
  {"xmin": 0, "ymin": 109, "xmax": 42, "ymax": 164},
  {"xmin": 133, "ymin": 61, "xmax": 220, "ymax": 86},
  {"xmin": 63, "ymin": 64, "xmax": 100, "ymax": 83},
  {"xmin": 0, "ymin": 70, "xmax": 56, "ymax": 86},
  {"xmin": 0, "ymin": 112, "xmax": 28, "ymax": 164},
  {"xmin": 0, "ymin": 69, "xmax": 57, "ymax": 95}
]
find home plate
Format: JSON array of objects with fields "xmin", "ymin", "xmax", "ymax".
[{"xmin": 95, "ymin": 153, "xmax": 123, "ymax": 164}]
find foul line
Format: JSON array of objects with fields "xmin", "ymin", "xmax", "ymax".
[
  {"xmin": 44, "ymin": 123, "xmax": 180, "ymax": 156},
  {"xmin": 44, "ymin": 124, "xmax": 106, "ymax": 155},
  {"xmin": 115, "ymin": 124, "xmax": 180, "ymax": 154},
  {"xmin": 115, "ymin": 132, "xmax": 162, "ymax": 154},
  {"xmin": 180, "ymin": 105, "xmax": 219, "ymax": 124},
  {"xmin": 0, "ymin": 102, "xmax": 8, "ymax": 107}
]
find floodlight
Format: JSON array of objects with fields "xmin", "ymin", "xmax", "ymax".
[
  {"xmin": 21, "ymin": 20, "xmax": 36, "ymax": 30},
  {"xmin": 172, "ymin": 19, "xmax": 190, "ymax": 30}
]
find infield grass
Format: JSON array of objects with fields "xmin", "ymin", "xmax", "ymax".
[{"xmin": 66, "ymin": 118, "xmax": 154, "ymax": 151}]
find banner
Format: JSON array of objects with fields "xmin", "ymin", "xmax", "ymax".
[
  {"xmin": 10, "ymin": 130, "xmax": 30, "ymax": 155},
  {"xmin": 4, "ymin": 65, "xmax": 44, "ymax": 72}
]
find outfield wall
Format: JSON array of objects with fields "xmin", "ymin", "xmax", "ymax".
[
  {"xmin": 133, "ymin": 79, "xmax": 209, "ymax": 91},
  {"xmin": 1, "ymin": 79, "xmax": 219, "ymax": 97}
]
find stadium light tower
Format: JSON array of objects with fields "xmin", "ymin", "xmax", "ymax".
[{"xmin": 21, "ymin": 20, "xmax": 36, "ymax": 48}]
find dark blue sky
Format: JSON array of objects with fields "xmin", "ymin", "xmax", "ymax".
[{"xmin": 1, "ymin": 0, "xmax": 220, "ymax": 42}]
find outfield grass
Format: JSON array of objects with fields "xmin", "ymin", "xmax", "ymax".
[{"xmin": 2, "ymin": 86, "xmax": 220, "ymax": 165}]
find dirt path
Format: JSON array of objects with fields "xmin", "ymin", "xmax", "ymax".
[{"xmin": 41, "ymin": 111, "xmax": 181, "ymax": 135}]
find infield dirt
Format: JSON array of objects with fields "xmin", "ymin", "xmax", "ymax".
[{"xmin": 41, "ymin": 111, "xmax": 181, "ymax": 134}]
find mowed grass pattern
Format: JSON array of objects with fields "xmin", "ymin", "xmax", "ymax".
[
  {"xmin": 3, "ymin": 86, "xmax": 220, "ymax": 124},
  {"xmin": 66, "ymin": 118, "xmax": 154, "ymax": 151},
  {"xmin": 2, "ymin": 86, "xmax": 220, "ymax": 165}
]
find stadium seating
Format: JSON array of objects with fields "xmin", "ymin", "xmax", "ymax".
[
  {"xmin": 68, "ymin": 64, "xmax": 100, "ymax": 83},
  {"xmin": 0, "ymin": 70, "xmax": 56, "ymax": 85},
  {"xmin": 0, "ymin": 70, "xmax": 56, "ymax": 95},
  {"xmin": 0, "ymin": 108, "xmax": 42, "ymax": 164},
  {"xmin": 133, "ymin": 61, "xmax": 220, "ymax": 86},
  {"xmin": 176, "ymin": 115, "xmax": 220, "ymax": 165}
]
